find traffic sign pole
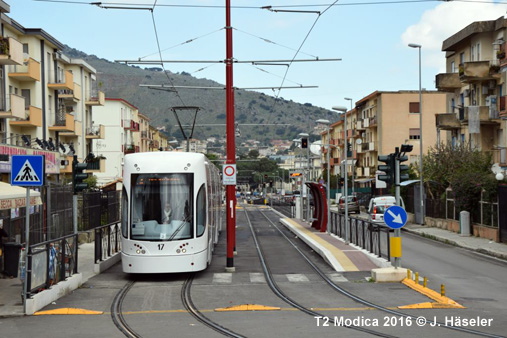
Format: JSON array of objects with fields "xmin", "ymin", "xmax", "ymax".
[{"xmin": 394, "ymin": 148, "xmax": 401, "ymax": 269}]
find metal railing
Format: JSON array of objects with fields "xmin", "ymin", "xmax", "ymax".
[
  {"xmin": 94, "ymin": 222, "xmax": 121, "ymax": 263},
  {"xmin": 329, "ymin": 211, "xmax": 391, "ymax": 261},
  {"xmin": 27, "ymin": 233, "xmax": 78, "ymax": 295}
]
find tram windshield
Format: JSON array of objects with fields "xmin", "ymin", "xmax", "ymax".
[{"xmin": 130, "ymin": 173, "xmax": 193, "ymax": 241}]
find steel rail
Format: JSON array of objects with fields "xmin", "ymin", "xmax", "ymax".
[
  {"xmin": 111, "ymin": 280, "xmax": 142, "ymax": 338},
  {"xmin": 262, "ymin": 207, "xmax": 505, "ymax": 338},
  {"xmin": 181, "ymin": 273, "xmax": 246, "ymax": 338},
  {"xmin": 243, "ymin": 207, "xmax": 396, "ymax": 338}
]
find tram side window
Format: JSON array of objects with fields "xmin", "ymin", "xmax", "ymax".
[
  {"xmin": 121, "ymin": 187, "xmax": 128, "ymax": 238},
  {"xmin": 196, "ymin": 184, "xmax": 206, "ymax": 237}
]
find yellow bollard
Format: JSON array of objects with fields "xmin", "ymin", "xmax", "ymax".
[
  {"xmin": 415, "ymin": 272, "xmax": 419, "ymax": 284},
  {"xmin": 441, "ymin": 284, "xmax": 446, "ymax": 297},
  {"xmin": 407, "ymin": 269, "xmax": 411, "ymax": 280},
  {"xmin": 423, "ymin": 277, "xmax": 427, "ymax": 288}
]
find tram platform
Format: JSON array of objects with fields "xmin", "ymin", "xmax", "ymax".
[{"xmin": 279, "ymin": 217, "xmax": 382, "ymax": 272}]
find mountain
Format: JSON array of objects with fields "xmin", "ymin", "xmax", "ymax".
[{"xmin": 64, "ymin": 46, "xmax": 336, "ymax": 145}]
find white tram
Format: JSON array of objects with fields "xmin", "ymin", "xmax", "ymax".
[{"xmin": 121, "ymin": 152, "xmax": 223, "ymax": 273}]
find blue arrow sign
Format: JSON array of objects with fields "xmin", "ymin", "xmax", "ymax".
[
  {"xmin": 384, "ymin": 205, "xmax": 407, "ymax": 229},
  {"xmin": 11, "ymin": 155, "xmax": 45, "ymax": 187}
]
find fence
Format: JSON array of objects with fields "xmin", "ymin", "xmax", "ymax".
[
  {"xmin": 94, "ymin": 222, "xmax": 121, "ymax": 263},
  {"xmin": 329, "ymin": 211, "xmax": 391, "ymax": 261},
  {"xmin": 81, "ymin": 190, "xmax": 121, "ymax": 231},
  {"xmin": 27, "ymin": 233, "xmax": 78, "ymax": 295}
]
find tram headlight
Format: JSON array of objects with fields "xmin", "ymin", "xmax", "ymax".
[
  {"xmin": 136, "ymin": 249, "xmax": 141, "ymax": 254},
  {"xmin": 182, "ymin": 249, "xmax": 187, "ymax": 253},
  {"xmin": 176, "ymin": 249, "xmax": 181, "ymax": 254},
  {"xmin": 141, "ymin": 250, "xmax": 146, "ymax": 254}
]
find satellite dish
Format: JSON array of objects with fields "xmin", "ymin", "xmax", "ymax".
[
  {"xmin": 491, "ymin": 163, "xmax": 502, "ymax": 174},
  {"xmin": 310, "ymin": 141, "xmax": 322, "ymax": 155}
]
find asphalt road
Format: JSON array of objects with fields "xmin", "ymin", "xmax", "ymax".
[{"xmin": 400, "ymin": 231, "xmax": 507, "ymax": 311}]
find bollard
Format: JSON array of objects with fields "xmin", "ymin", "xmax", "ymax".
[
  {"xmin": 441, "ymin": 284, "xmax": 445, "ymax": 297},
  {"xmin": 423, "ymin": 277, "xmax": 427, "ymax": 288},
  {"xmin": 415, "ymin": 272, "xmax": 419, "ymax": 284},
  {"xmin": 407, "ymin": 269, "xmax": 411, "ymax": 280}
]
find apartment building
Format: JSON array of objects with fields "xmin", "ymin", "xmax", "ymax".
[
  {"xmin": 138, "ymin": 112, "xmax": 150, "ymax": 152},
  {"xmin": 321, "ymin": 91, "xmax": 447, "ymax": 187},
  {"xmin": 0, "ymin": 7, "xmax": 105, "ymax": 182},
  {"xmin": 435, "ymin": 16, "xmax": 507, "ymax": 167},
  {"xmin": 91, "ymin": 98, "xmax": 139, "ymax": 184}
]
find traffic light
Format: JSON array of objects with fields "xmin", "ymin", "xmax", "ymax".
[
  {"xmin": 339, "ymin": 177, "xmax": 345, "ymax": 186},
  {"xmin": 72, "ymin": 156, "xmax": 89, "ymax": 194},
  {"xmin": 301, "ymin": 138, "xmax": 308, "ymax": 149},
  {"xmin": 347, "ymin": 142, "xmax": 352, "ymax": 157},
  {"xmin": 377, "ymin": 154, "xmax": 394, "ymax": 183},
  {"xmin": 398, "ymin": 155, "xmax": 410, "ymax": 182}
]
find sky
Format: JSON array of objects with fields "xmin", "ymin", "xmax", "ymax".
[{"xmin": 9, "ymin": 0, "xmax": 507, "ymax": 111}]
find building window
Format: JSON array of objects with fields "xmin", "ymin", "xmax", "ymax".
[
  {"xmin": 451, "ymin": 61, "xmax": 455, "ymax": 73},
  {"xmin": 409, "ymin": 128, "xmax": 420, "ymax": 140},
  {"xmin": 409, "ymin": 102, "xmax": 420, "ymax": 114},
  {"xmin": 460, "ymin": 52, "xmax": 465, "ymax": 64},
  {"xmin": 22, "ymin": 43, "xmax": 29, "ymax": 54}
]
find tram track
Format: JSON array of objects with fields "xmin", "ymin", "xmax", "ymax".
[
  {"xmin": 243, "ymin": 206, "xmax": 397, "ymax": 338},
  {"xmin": 111, "ymin": 280, "xmax": 141, "ymax": 338},
  {"xmin": 181, "ymin": 273, "xmax": 246, "ymax": 338},
  {"xmin": 111, "ymin": 275, "xmax": 246, "ymax": 338},
  {"xmin": 259, "ymin": 206, "xmax": 505, "ymax": 338}
]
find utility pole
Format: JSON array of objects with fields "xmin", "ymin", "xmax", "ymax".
[{"xmin": 225, "ymin": 0, "xmax": 236, "ymax": 272}]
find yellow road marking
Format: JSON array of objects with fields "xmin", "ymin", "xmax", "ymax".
[
  {"xmin": 215, "ymin": 304, "xmax": 281, "ymax": 311},
  {"xmin": 399, "ymin": 278, "xmax": 465, "ymax": 309},
  {"xmin": 34, "ymin": 308, "xmax": 103, "ymax": 315}
]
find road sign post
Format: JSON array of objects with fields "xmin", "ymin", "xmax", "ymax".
[{"xmin": 11, "ymin": 155, "xmax": 45, "ymax": 315}]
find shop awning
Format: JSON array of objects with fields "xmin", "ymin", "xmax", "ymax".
[{"xmin": 0, "ymin": 182, "xmax": 42, "ymax": 210}]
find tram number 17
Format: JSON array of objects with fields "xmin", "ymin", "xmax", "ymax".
[{"xmin": 158, "ymin": 244, "xmax": 165, "ymax": 250}]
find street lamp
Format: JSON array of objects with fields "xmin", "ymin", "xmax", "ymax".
[
  {"xmin": 408, "ymin": 43, "xmax": 425, "ymax": 225},
  {"xmin": 344, "ymin": 97, "xmax": 354, "ymax": 194},
  {"xmin": 299, "ymin": 132, "xmax": 310, "ymax": 221},
  {"xmin": 316, "ymin": 118, "xmax": 331, "ymax": 234},
  {"xmin": 332, "ymin": 105, "xmax": 348, "ymax": 243}
]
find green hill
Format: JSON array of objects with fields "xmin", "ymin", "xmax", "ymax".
[{"xmin": 64, "ymin": 46, "xmax": 335, "ymax": 145}]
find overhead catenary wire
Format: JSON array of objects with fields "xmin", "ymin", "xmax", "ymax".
[{"xmin": 35, "ymin": 0, "xmax": 507, "ymax": 8}]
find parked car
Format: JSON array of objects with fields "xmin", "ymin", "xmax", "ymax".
[
  {"xmin": 337, "ymin": 195, "xmax": 360, "ymax": 214},
  {"xmin": 367, "ymin": 196, "xmax": 405, "ymax": 224}
]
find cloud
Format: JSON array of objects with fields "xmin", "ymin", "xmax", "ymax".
[{"xmin": 401, "ymin": 2, "xmax": 507, "ymax": 71}]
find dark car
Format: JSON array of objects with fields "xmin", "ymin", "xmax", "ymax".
[{"xmin": 337, "ymin": 195, "xmax": 360, "ymax": 214}]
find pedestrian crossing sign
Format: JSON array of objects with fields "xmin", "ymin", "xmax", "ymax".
[{"xmin": 11, "ymin": 155, "xmax": 45, "ymax": 187}]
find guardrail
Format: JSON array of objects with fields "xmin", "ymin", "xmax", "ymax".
[
  {"xmin": 94, "ymin": 222, "xmax": 122, "ymax": 263},
  {"xmin": 27, "ymin": 233, "xmax": 78, "ymax": 295},
  {"xmin": 329, "ymin": 211, "xmax": 391, "ymax": 261}
]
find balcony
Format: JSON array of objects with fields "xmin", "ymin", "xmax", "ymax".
[
  {"xmin": 0, "ymin": 37, "xmax": 24, "ymax": 65},
  {"xmin": 368, "ymin": 116, "xmax": 377, "ymax": 127},
  {"xmin": 131, "ymin": 121, "xmax": 139, "ymax": 132},
  {"xmin": 8, "ymin": 58, "xmax": 41, "ymax": 82},
  {"xmin": 356, "ymin": 120, "xmax": 365, "ymax": 130},
  {"xmin": 123, "ymin": 119, "xmax": 132, "ymax": 129},
  {"xmin": 459, "ymin": 61, "xmax": 500, "ymax": 83},
  {"xmin": 124, "ymin": 144, "xmax": 136, "ymax": 154},
  {"xmin": 435, "ymin": 73, "xmax": 461, "ymax": 92},
  {"xmin": 85, "ymin": 124, "xmax": 105, "ymax": 139},
  {"xmin": 85, "ymin": 90, "xmax": 105, "ymax": 106},
  {"xmin": 58, "ymin": 83, "xmax": 81, "ymax": 103},
  {"xmin": 48, "ymin": 111, "xmax": 75, "ymax": 132},
  {"xmin": 436, "ymin": 113, "xmax": 460, "ymax": 130},
  {"xmin": 48, "ymin": 70, "xmax": 74, "ymax": 91},
  {"xmin": 141, "ymin": 130, "xmax": 148, "ymax": 139},
  {"xmin": 0, "ymin": 93, "xmax": 26, "ymax": 119},
  {"xmin": 60, "ymin": 120, "xmax": 82, "ymax": 137},
  {"xmin": 85, "ymin": 158, "xmax": 106, "ymax": 173},
  {"xmin": 9, "ymin": 106, "xmax": 42, "ymax": 127},
  {"xmin": 462, "ymin": 106, "xmax": 500, "ymax": 125}
]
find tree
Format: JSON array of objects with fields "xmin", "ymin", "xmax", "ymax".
[
  {"xmin": 248, "ymin": 149, "xmax": 259, "ymax": 159},
  {"xmin": 423, "ymin": 142, "xmax": 497, "ymax": 215}
]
